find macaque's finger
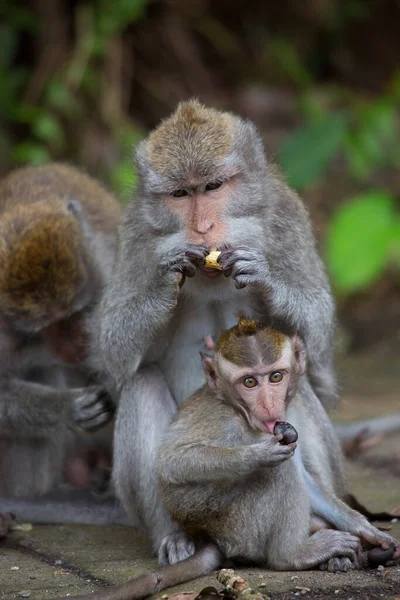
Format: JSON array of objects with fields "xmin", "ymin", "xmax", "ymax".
[
  {"xmin": 184, "ymin": 245, "xmax": 209, "ymax": 262},
  {"xmin": 204, "ymin": 336, "xmax": 215, "ymax": 351},
  {"xmin": 76, "ymin": 411, "xmax": 111, "ymax": 432}
]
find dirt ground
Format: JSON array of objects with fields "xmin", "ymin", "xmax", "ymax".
[{"xmin": 1, "ymin": 351, "xmax": 399, "ymax": 600}]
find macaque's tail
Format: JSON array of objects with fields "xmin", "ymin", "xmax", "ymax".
[{"xmin": 60, "ymin": 543, "xmax": 222, "ymax": 600}]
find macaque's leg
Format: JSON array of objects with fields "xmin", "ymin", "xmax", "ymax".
[
  {"xmin": 113, "ymin": 366, "xmax": 195, "ymax": 565},
  {"xmin": 303, "ymin": 467, "xmax": 400, "ymax": 558},
  {"xmin": 269, "ymin": 528, "xmax": 360, "ymax": 571}
]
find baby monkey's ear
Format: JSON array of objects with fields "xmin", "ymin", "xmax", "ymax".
[
  {"xmin": 200, "ymin": 352, "xmax": 220, "ymax": 392},
  {"xmin": 292, "ymin": 334, "xmax": 307, "ymax": 376}
]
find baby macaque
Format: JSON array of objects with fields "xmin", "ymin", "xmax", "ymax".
[
  {"xmin": 158, "ymin": 317, "xmax": 399, "ymax": 571},
  {"xmin": 58, "ymin": 318, "xmax": 399, "ymax": 600}
]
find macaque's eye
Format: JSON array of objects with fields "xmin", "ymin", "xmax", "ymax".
[
  {"xmin": 172, "ymin": 189, "xmax": 189, "ymax": 198},
  {"xmin": 242, "ymin": 376, "xmax": 258, "ymax": 388},
  {"xmin": 205, "ymin": 181, "xmax": 222, "ymax": 192},
  {"xmin": 269, "ymin": 371, "xmax": 283, "ymax": 383}
]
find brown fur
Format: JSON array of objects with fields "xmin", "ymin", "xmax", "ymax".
[
  {"xmin": 216, "ymin": 316, "xmax": 286, "ymax": 366},
  {"xmin": 147, "ymin": 100, "xmax": 234, "ymax": 177},
  {"xmin": 0, "ymin": 164, "xmax": 120, "ymax": 317},
  {"xmin": 0, "ymin": 163, "xmax": 120, "ymax": 234}
]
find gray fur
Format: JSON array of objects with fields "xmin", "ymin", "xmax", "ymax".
[
  {"xmin": 157, "ymin": 355, "xmax": 399, "ymax": 570},
  {"xmin": 98, "ymin": 103, "xmax": 337, "ymax": 562},
  {"xmin": 0, "ymin": 166, "xmax": 120, "ymax": 502}
]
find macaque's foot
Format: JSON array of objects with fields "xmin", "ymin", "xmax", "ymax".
[
  {"xmin": 72, "ymin": 386, "xmax": 115, "ymax": 431},
  {"xmin": 319, "ymin": 556, "xmax": 356, "ymax": 572},
  {"xmin": 158, "ymin": 531, "xmax": 196, "ymax": 566},
  {"xmin": 0, "ymin": 512, "xmax": 15, "ymax": 539},
  {"xmin": 354, "ymin": 522, "xmax": 400, "ymax": 560},
  {"xmin": 304, "ymin": 529, "xmax": 360, "ymax": 570}
]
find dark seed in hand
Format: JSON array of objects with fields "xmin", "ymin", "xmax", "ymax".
[
  {"xmin": 367, "ymin": 543, "xmax": 395, "ymax": 568},
  {"xmin": 274, "ymin": 421, "xmax": 298, "ymax": 445}
]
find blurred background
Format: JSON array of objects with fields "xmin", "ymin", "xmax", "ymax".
[{"xmin": 2, "ymin": 0, "xmax": 400, "ymax": 358}]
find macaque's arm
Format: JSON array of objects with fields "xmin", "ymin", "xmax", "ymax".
[
  {"xmin": 159, "ymin": 437, "xmax": 294, "ymax": 485},
  {"xmin": 0, "ymin": 378, "xmax": 113, "ymax": 436}
]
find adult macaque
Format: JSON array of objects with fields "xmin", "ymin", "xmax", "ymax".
[
  {"xmin": 58, "ymin": 319, "xmax": 398, "ymax": 600},
  {"xmin": 0, "ymin": 164, "xmax": 121, "ymax": 503},
  {"xmin": 99, "ymin": 100, "xmax": 337, "ymax": 563}
]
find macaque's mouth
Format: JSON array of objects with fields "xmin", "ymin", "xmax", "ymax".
[
  {"xmin": 262, "ymin": 419, "xmax": 279, "ymax": 434},
  {"xmin": 198, "ymin": 265, "xmax": 223, "ymax": 278}
]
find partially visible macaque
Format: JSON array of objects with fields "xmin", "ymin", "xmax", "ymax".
[
  {"xmin": 54, "ymin": 319, "xmax": 398, "ymax": 600},
  {"xmin": 0, "ymin": 163, "xmax": 121, "ymax": 505}
]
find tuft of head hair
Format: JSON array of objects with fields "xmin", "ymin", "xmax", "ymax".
[
  {"xmin": 146, "ymin": 99, "xmax": 235, "ymax": 179},
  {"xmin": 216, "ymin": 315, "xmax": 287, "ymax": 367},
  {"xmin": 0, "ymin": 200, "xmax": 84, "ymax": 317}
]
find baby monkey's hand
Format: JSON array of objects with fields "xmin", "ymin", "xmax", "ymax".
[{"xmin": 255, "ymin": 434, "xmax": 297, "ymax": 467}]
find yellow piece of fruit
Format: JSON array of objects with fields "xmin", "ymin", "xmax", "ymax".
[{"xmin": 204, "ymin": 250, "xmax": 222, "ymax": 270}]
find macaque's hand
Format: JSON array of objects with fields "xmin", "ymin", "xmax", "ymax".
[
  {"xmin": 355, "ymin": 522, "xmax": 400, "ymax": 560},
  {"xmin": 218, "ymin": 246, "xmax": 269, "ymax": 290},
  {"xmin": 255, "ymin": 434, "xmax": 297, "ymax": 467},
  {"xmin": 160, "ymin": 244, "xmax": 209, "ymax": 284},
  {"xmin": 71, "ymin": 386, "xmax": 115, "ymax": 432}
]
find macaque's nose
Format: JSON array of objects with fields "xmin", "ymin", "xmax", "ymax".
[{"xmin": 193, "ymin": 220, "xmax": 214, "ymax": 235}]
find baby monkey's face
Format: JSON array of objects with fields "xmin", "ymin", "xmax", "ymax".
[
  {"xmin": 201, "ymin": 319, "xmax": 307, "ymax": 433},
  {"xmin": 217, "ymin": 340, "xmax": 294, "ymax": 433}
]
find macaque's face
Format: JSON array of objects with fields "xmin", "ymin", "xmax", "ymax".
[
  {"xmin": 137, "ymin": 100, "xmax": 267, "ymax": 279},
  {"xmin": 218, "ymin": 340, "xmax": 295, "ymax": 433},
  {"xmin": 202, "ymin": 324, "xmax": 306, "ymax": 434}
]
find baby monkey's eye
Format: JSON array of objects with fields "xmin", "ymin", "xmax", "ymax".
[
  {"xmin": 269, "ymin": 371, "xmax": 283, "ymax": 383},
  {"xmin": 172, "ymin": 189, "xmax": 189, "ymax": 198},
  {"xmin": 242, "ymin": 376, "xmax": 258, "ymax": 388},
  {"xmin": 205, "ymin": 181, "xmax": 223, "ymax": 192}
]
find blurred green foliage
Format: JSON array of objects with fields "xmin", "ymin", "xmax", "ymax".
[
  {"xmin": 2, "ymin": 0, "xmax": 400, "ymax": 301},
  {"xmin": 326, "ymin": 191, "xmax": 400, "ymax": 296},
  {"xmin": 276, "ymin": 38, "xmax": 400, "ymax": 298},
  {"xmin": 1, "ymin": 0, "xmax": 148, "ymax": 194}
]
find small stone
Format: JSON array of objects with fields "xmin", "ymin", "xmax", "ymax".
[
  {"xmin": 12, "ymin": 523, "xmax": 33, "ymax": 532},
  {"xmin": 55, "ymin": 559, "xmax": 62, "ymax": 565},
  {"xmin": 291, "ymin": 576, "xmax": 299, "ymax": 581},
  {"xmin": 295, "ymin": 587, "xmax": 310, "ymax": 594},
  {"xmin": 391, "ymin": 518, "xmax": 398, "ymax": 523},
  {"xmin": 18, "ymin": 592, "xmax": 31, "ymax": 598},
  {"xmin": 377, "ymin": 565, "xmax": 385, "ymax": 572},
  {"xmin": 11, "ymin": 566, "xmax": 19, "ymax": 571}
]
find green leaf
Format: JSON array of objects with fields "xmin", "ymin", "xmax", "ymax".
[
  {"xmin": 388, "ymin": 221, "xmax": 400, "ymax": 268},
  {"xmin": 279, "ymin": 113, "xmax": 348, "ymax": 190},
  {"xmin": 32, "ymin": 113, "xmax": 64, "ymax": 144},
  {"xmin": 325, "ymin": 191, "xmax": 396, "ymax": 296},
  {"xmin": 12, "ymin": 142, "xmax": 51, "ymax": 165},
  {"xmin": 110, "ymin": 159, "xmax": 137, "ymax": 202}
]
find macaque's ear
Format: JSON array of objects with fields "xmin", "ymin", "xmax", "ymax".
[
  {"xmin": 200, "ymin": 352, "xmax": 219, "ymax": 392},
  {"xmin": 292, "ymin": 334, "xmax": 307, "ymax": 375},
  {"xmin": 64, "ymin": 197, "xmax": 91, "ymax": 239}
]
